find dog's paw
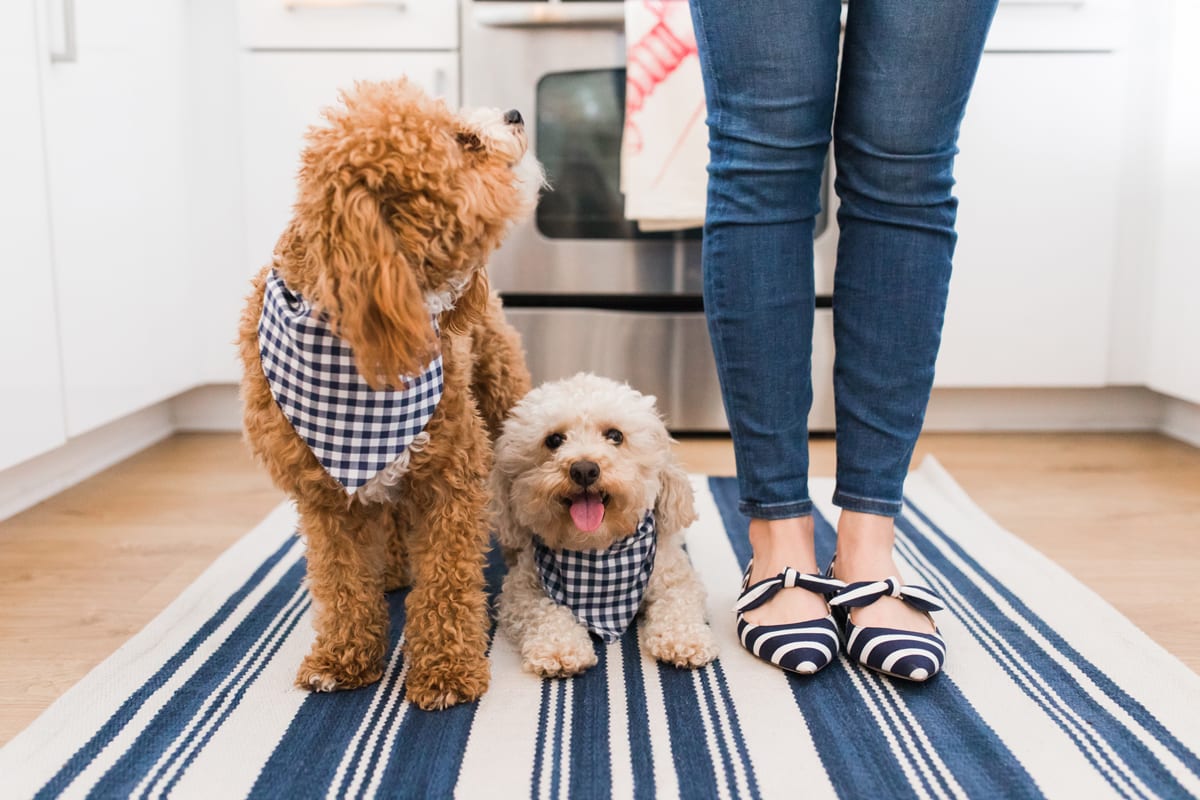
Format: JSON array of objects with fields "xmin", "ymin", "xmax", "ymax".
[
  {"xmin": 642, "ymin": 622, "xmax": 719, "ymax": 669},
  {"xmin": 521, "ymin": 636, "xmax": 598, "ymax": 678},
  {"xmin": 296, "ymin": 649, "xmax": 383, "ymax": 692},
  {"xmin": 405, "ymin": 654, "xmax": 491, "ymax": 711}
]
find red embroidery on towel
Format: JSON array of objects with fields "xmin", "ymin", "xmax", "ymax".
[{"xmin": 624, "ymin": 0, "xmax": 698, "ymax": 155}]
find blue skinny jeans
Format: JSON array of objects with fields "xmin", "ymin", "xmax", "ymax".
[{"xmin": 689, "ymin": 0, "xmax": 998, "ymax": 520}]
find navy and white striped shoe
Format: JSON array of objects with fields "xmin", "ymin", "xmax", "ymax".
[
  {"xmin": 828, "ymin": 575, "xmax": 947, "ymax": 682},
  {"xmin": 735, "ymin": 564, "xmax": 845, "ymax": 676}
]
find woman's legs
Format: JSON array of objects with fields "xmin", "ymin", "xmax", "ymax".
[
  {"xmin": 830, "ymin": 0, "xmax": 997, "ymax": 628},
  {"xmin": 689, "ymin": 0, "xmax": 842, "ymax": 623}
]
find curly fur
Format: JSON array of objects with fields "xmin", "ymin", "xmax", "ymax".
[
  {"xmin": 491, "ymin": 374, "xmax": 718, "ymax": 677},
  {"xmin": 238, "ymin": 78, "xmax": 539, "ymax": 709}
]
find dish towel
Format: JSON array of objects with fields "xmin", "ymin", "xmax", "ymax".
[{"xmin": 620, "ymin": 0, "xmax": 708, "ymax": 231}]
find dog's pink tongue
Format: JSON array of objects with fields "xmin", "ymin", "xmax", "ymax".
[{"xmin": 569, "ymin": 494, "xmax": 605, "ymax": 532}]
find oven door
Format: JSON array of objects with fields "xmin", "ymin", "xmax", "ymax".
[
  {"xmin": 462, "ymin": 1, "xmax": 836, "ymax": 431},
  {"xmin": 464, "ymin": 2, "xmax": 697, "ymax": 295}
]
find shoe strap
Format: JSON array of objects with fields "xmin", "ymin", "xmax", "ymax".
[
  {"xmin": 828, "ymin": 577, "xmax": 944, "ymax": 613},
  {"xmin": 736, "ymin": 567, "xmax": 846, "ymax": 614}
]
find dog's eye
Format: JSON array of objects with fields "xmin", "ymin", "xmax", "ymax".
[
  {"xmin": 544, "ymin": 432, "xmax": 565, "ymax": 450},
  {"xmin": 604, "ymin": 429, "xmax": 624, "ymax": 445}
]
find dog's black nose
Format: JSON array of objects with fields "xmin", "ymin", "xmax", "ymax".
[
  {"xmin": 503, "ymin": 108, "xmax": 524, "ymax": 126},
  {"xmin": 569, "ymin": 460, "xmax": 600, "ymax": 488}
]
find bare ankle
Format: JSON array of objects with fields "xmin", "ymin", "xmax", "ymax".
[
  {"xmin": 834, "ymin": 510, "xmax": 898, "ymax": 574},
  {"xmin": 748, "ymin": 516, "xmax": 818, "ymax": 578}
]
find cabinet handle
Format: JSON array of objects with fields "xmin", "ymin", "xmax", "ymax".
[
  {"xmin": 433, "ymin": 68, "xmax": 448, "ymax": 98},
  {"xmin": 284, "ymin": 0, "xmax": 408, "ymax": 10},
  {"xmin": 474, "ymin": 5, "xmax": 623, "ymax": 29},
  {"xmin": 49, "ymin": 0, "xmax": 77, "ymax": 63}
]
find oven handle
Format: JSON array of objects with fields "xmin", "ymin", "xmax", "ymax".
[{"xmin": 473, "ymin": 3, "xmax": 624, "ymax": 29}]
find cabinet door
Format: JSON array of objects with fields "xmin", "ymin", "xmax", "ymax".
[
  {"xmin": 935, "ymin": 53, "xmax": 1122, "ymax": 387},
  {"xmin": 240, "ymin": 52, "xmax": 459, "ymax": 292},
  {"xmin": 1147, "ymin": 2, "xmax": 1200, "ymax": 405},
  {"xmin": 0, "ymin": 0, "xmax": 67, "ymax": 470},
  {"xmin": 38, "ymin": 0, "xmax": 196, "ymax": 436}
]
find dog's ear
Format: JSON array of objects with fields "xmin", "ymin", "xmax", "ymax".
[
  {"xmin": 654, "ymin": 459, "xmax": 698, "ymax": 538},
  {"xmin": 439, "ymin": 268, "xmax": 491, "ymax": 336},
  {"xmin": 302, "ymin": 180, "xmax": 436, "ymax": 389},
  {"xmin": 489, "ymin": 460, "xmax": 527, "ymax": 560}
]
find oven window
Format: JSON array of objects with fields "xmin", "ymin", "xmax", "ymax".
[{"xmin": 536, "ymin": 69, "xmax": 699, "ymax": 240}]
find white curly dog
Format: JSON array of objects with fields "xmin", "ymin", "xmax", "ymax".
[{"xmin": 491, "ymin": 373, "xmax": 719, "ymax": 678}]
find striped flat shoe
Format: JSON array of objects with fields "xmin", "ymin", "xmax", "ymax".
[
  {"xmin": 828, "ymin": 575, "xmax": 947, "ymax": 682},
  {"xmin": 735, "ymin": 564, "xmax": 846, "ymax": 676}
]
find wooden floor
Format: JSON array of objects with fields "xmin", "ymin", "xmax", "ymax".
[{"xmin": 0, "ymin": 432, "xmax": 1197, "ymax": 745}]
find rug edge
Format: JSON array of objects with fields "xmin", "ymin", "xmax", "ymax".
[{"xmin": 0, "ymin": 501, "xmax": 299, "ymax": 793}]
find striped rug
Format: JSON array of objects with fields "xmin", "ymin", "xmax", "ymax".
[{"xmin": 3, "ymin": 458, "xmax": 1199, "ymax": 799}]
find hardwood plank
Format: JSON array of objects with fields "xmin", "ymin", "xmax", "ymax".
[{"xmin": 0, "ymin": 431, "xmax": 1196, "ymax": 747}]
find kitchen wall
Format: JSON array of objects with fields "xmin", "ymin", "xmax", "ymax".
[{"xmin": 1, "ymin": 0, "xmax": 1197, "ymax": 520}]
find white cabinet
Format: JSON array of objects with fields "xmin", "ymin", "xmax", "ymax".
[
  {"xmin": 935, "ymin": 52, "xmax": 1123, "ymax": 387},
  {"xmin": 238, "ymin": 0, "xmax": 457, "ymax": 50},
  {"xmin": 0, "ymin": 0, "xmax": 67, "ymax": 470},
  {"xmin": 1146, "ymin": 0, "xmax": 1200, "ymax": 405},
  {"xmin": 37, "ymin": 0, "xmax": 198, "ymax": 435},
  {"xmin": 237, "ymin": 51, "xmax": 458, "ymax": 348}
]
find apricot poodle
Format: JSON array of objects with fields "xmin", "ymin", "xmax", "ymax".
[
  {"xmin": 238, "ymin": 79, "xmax": 542, "ymax": 709},
  {"xmin": 492, "ymin": 373, "xmax": 719, "ymax": 678}
]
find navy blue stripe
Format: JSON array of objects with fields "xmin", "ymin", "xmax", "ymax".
[
  {"xmin": 568, "ymin": 639, "xmax": 611, "ymax": 800},
  {"xmin": 655, "ymin": 657, "xmax": 720, "ymax": 798},
  {"xmin": 905, "ymin": 497, "xmax": 1200, "ymax": 787},
  {"xmin": 893, "ymin": 533, "xmax": 1128, "ymax": 797},
  {"xmin": 531, "ymin": 678, "xmax": 552, "ymax": 799},
  {"xmin": 711, "ymin": 662, "xmax": 762, "ymax": 800},
  {"xmin": 620, "ymin": 631, "xmax": 656, "ymax": 799},
  {"xmin": 695, "ymin": 667, "xmax": 739, "ymax": 798},
  {"xmin": 355, "ymin": 654, "xmax": 413, "ymax": 797},
  {"xmin": 151, "ymin": 588, "xmax": 309, "ymax": 791},
  {"xmin": 550, "ymin": 679, "xmax": 567, "ymax": 800},
  {"xmin": 159, "ymin": 597, "xmax": 312, "ymax": 796},
  {"xmin": 357, "ymin": 542, "xmax": 508, "ymax": 796},
  {"xmin": 708, "ymin": 478, "xmax": 1042, "ymax": 800},
  {"xmin": 892, "ymin": 526, "xmax": 1152, "ymax": 799},
  {"xmin": 330, "ymin": 646, "xmax": 408, "ymax": 799},
  {"xmin": 854, "ymin": 670, "xmax": 943, "ymax": 799},
  {"xmin": 34, "ymin": 536, "xmax": 299, "ymax": 800},
  {"xmin": 84, "ymin": 557, "xmax": 307, "ymax": 799},
  {"xmin": 369, "ymin": 687, "xmax": 474, "ymax": 799},
  {"xmin": 253, "ymin": 543, "xmax": 509, "ymax": 799},
  {"xmin": 369, "ymin": 544, "xmax": 508, "ymax": 797},
  {"xmin": 889, "ymin": 667, "xmax": 1041, "ymax": 799},
  {"xmin": 249, "ymin": 583, "xmax": 412, "ymax": 798}
]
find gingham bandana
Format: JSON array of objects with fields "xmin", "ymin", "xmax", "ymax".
[
  {"xmin": 257, "ymin": 270, "xmax": 443, "ymax": 494},
  {"xmin": 532, "ymin": 512, "xmax": 657, "ymax": 642}
]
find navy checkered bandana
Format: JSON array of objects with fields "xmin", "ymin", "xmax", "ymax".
[
  {"xmin": 532, "ymin": 512, "xmax": 657, "ymax": 642},
  {"xmin": 257, "ymin": 270, "xmax": 443, "ymax": 494}
]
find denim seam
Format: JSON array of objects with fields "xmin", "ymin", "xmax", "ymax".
[
  {"xmin": 738, "ymin": 499, "xmax": 814, "ymax": 521},
  {"xmin": 831, "ymin": 488, "xmax": 902, "ymax": 517},
  {"xmin": 832, "ymin": 489, "xmax": 894, "ymax": 502}
]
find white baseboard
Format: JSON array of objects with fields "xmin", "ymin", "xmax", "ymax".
[
  {"xmin": 0, "ymin": 402, "xmax": 174, "ymax": 522},
  {"xmin": 923, "ymin": 386, "xmax": 1166, "ymax": 432},
  {"xmin": 170, "ymin": 384, "xmax": 244, "ymax": 432},
  {"xmin": 1161, "ymin": 396, "xmax": 1200, "ymax": 448}
]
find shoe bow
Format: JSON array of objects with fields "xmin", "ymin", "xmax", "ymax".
[
  {"xmin": 828, "ymin": 577, "xmax": 944, "ymax": 613},
  {"xmin": 735, "ymin": 567, "xmax": 846, "ymax": 614}
]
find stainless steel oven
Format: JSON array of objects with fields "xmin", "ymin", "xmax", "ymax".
[{"xmin": 462, "ymin": 0, "xmax": 838, "ymax": 431}]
